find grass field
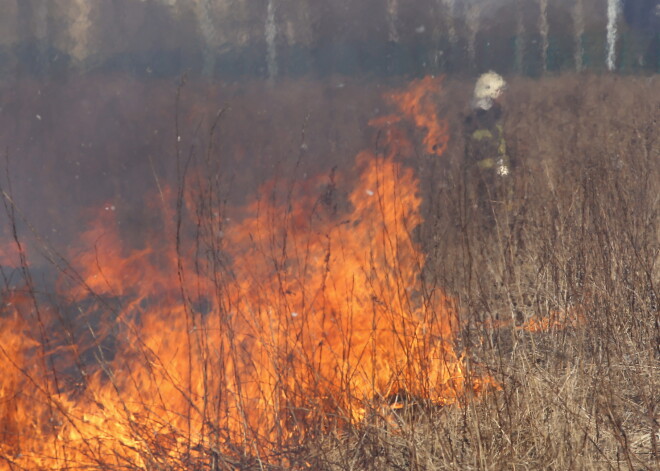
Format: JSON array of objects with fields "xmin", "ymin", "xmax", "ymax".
[{"xmin": 0, "ymin": 73, "xmax": 658, "ymax": 470}]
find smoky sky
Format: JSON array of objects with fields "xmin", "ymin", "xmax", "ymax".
[{"xmin": 0, "ymin": 0, "xmax": 657, "ymax": 79}]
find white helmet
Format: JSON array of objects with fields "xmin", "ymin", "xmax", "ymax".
[{"xmin": 472, "ymin": 71, "xmax": 506, "ymax": 110}]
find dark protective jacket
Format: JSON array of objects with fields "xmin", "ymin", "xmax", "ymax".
[
  {"xmin": 462, "ymin": 102, "xmax": 512, "ymax": 224},
  {"xmin": 463, "ymin": 103, "xmax": 509, "ymax": 173}
]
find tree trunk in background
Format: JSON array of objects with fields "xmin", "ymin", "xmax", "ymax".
[{"xmin": 0, "ymin": 0, "xmax": 657, "ymax": 77}]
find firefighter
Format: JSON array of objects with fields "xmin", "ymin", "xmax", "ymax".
[{"xmin": 463, "ymin": 71, "xmax": 511, "ymax": 225}]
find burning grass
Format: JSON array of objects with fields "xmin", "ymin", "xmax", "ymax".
[{"xmin": 0, "ymin": 74, "xmax": 659, "ymax": 470}]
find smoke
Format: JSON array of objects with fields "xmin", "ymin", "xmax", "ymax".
[
  {"xmin": 440, "ymin": 0, "xmax": 457, "ymax": 44},
  {"xmin": 466, "ymin": 4, "xmax": 481, "ymax": 69},
  {"xmin": 68, "ymin": 0, "xmax": 92, "ymax": 61},
  {"xmin": 5, "ymin": 0, "xmax": 658, "ymax": 81},
  {"xmin": 33, "ymin": 2, "xmax": 49, "ymax": 40}
]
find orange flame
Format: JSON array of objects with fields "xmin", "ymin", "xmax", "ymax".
[
  {"xmin": 481, "ymin": 307, "xmax": 586, "ymax": 333},
  {"xmin": 386, "ymin": 75, "xmax": 449, "ymax": 156},
  {"xmin": 520, "ymin": 307, "xmax": 585, "ymax": 333},
  {"xmin": 0, "ymin": 77, "xmax": 494, "ymax": 468}
]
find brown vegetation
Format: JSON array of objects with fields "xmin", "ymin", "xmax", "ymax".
[{"xmin": 0, "ymin": 73, "xmax": 658, "ymax": 470}]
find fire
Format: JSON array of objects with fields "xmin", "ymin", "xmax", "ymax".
[
  {"xmin": 520, "ymin": 307, "xmax": 585, "ymax": 333},
  {"xmin": 373, "ymin": 75, "xmax": 450, "ymax": 157},
  {"xmin": 0, "ymin": 77, "xmax": 493, "ymax": 468}
]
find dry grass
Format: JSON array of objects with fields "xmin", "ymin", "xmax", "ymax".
[
  {"xmin": 182, "ymin": 73, "xmax": 660, "ymax": 470},
  {"xmin": 282, "ymin": 74, "xmax": 659, "ymax": 470},
  {"xmin": 1, "ymin": 73, "xmax": 658, "ymax": 470},
  {"xmin": 410, "ymin": 73, "xmax": 660, "ymax": 471}
]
